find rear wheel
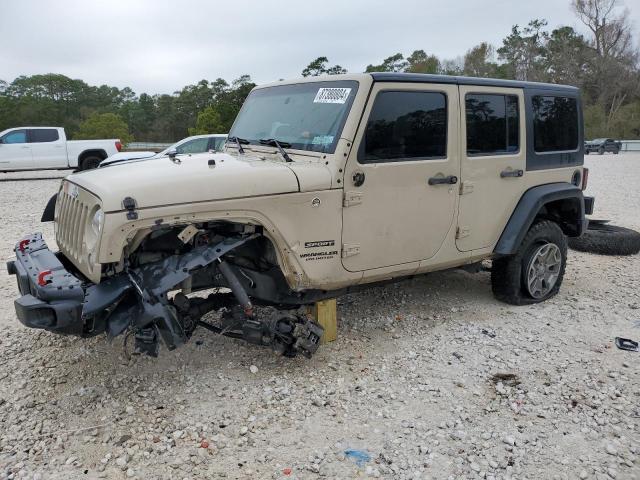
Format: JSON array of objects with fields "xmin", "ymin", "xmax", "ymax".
[
  {"xmin": 80, "ymin": 156, "xmax": 102, "ymax": 170},
  {"xmin": 491, "ymin": 221, "xmax": 567, "ymax": 305}
]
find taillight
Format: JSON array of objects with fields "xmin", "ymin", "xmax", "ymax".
[
  {"xmin": 581, "ymin": 167, "xmax": 589, "ymax": 191},
  {"xmin": 115, "ymin": 141, "xmax": 123, "ymax": 152}
]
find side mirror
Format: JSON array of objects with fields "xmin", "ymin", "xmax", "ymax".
[{"xmin": 167, "ymin": 148, "xmax": 178, "ymax": 159}]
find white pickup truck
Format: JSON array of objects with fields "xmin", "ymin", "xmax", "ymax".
[{"xmin": 0, "ymin": 127, "xmax": 122, "ymax": 172}]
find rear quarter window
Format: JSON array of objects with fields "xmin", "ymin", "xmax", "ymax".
[{"xmin": 532, "ymin": 96, "xmax": 578, "ymax": 152}]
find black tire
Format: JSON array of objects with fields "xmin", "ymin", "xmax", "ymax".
[
  {"xmin": 598, "ymin": 147, "xmax": 605, "ymax": 155},
  {"xmin": 80, "ymin": 156, "xmax": 102, "ymax": 170},
  {"xmin": 613, "ymin": 149, "xmax": 619, "ymax": 155},
  {"xmin": 568, "ymin": 223, "xmax": 640, "ymax": 256},
  {"xmin": 491, "ymin": 221, "xmax": 567, "ymax": 305},
  {"xmin": 585, "ymin": 150, "xmax": 590, "ymax": 155}
]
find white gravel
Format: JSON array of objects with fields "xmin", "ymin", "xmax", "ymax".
[{"xmin": 0, "ymin": 156, "xmax": 638, "ymax": 479}]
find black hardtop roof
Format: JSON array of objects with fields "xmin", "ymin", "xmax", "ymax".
[{"xmin": 370, "ymin": 72, "xmax": 579, "ymax": 93}]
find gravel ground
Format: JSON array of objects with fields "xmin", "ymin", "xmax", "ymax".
[{"xmin": 0, "ymin": 156, "xmax": 638, "ymax": 480}]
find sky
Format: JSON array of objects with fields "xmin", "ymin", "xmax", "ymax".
[{"xmin": 1, "ymin": 0, "xmax": 638, "ymax": 95}]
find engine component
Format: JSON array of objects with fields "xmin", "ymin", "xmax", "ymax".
[{"xmin": 200, "ymin": 306, "xmax": 324, "ymax": 358}]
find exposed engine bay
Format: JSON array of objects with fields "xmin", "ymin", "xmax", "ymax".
[{"xmin": 10, "ymin": 222, "xmax": 325, "ymax": 359}]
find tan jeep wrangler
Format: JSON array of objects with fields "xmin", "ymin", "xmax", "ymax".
[{"xmin": 8, "ymin": 73, "xmax": 594, "ymax": 358}]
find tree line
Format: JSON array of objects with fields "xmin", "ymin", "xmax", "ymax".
[{"xmin": 0, "ymin": 0, "xmax": 638, "ymax": 142}]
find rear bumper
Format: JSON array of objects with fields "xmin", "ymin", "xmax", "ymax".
[
  {"xmin": 8, "ymin": 233, "xmax": 86, "ymax": 335},
  {"xmin": 584, "ymin": 196, "xmax": 595, "ymax": 216}
]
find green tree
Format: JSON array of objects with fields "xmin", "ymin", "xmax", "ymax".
[
  {"xmin": 302, "ymin": 57, "xmax": 347, "ymax": 76},
  {"xmin": 463, "ymin": 43, "xmax": 503, "ymax": 78},
  {"xmin": 188, "ymin": 106, "xmax": 225, "ymax": 135},
  {"xmin": 572, "ymin": 0, "xmax": 638, "ymax": 132},
  {"xmin": 405, "ymin": 50, "xmax": 441, "ymax": 73},
  {"xmin": 74, "ymin": 112, "xmax": 133, "ymax": 144},
  {"xmin": 543, "ymin": 26, "xmax": 592, "ymax": 85},
  {"xmin": 498, "ymin": 19, "xmax": 549, "ymax": 81},
  {"xmin": 365, "ymin": 53, "xmax": 408, "ymax": 72}
]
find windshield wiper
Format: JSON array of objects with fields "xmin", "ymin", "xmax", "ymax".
[
  {"xmin": 259, "ymin": 138, "xmax": 293, "ymax": 162},
  {"xmin": 227, "ymin": 136, "xmax": 249, "ymax": 154}
]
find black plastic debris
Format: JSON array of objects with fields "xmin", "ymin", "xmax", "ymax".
[{"xmin": 615, "ymin": 337, "xmax": 639, "ymax": 352}]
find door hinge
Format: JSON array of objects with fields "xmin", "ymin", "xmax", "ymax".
[
  {"xmin": 459, "ymin": 181, "xmax": 474, "ymax": 195},
  {"xmin": 341, "ymin": 243, "xmax": 361, "ymax": 258},
  {"xmin": 343, "ymin": 191, "xmax": 363, "ymax": 207},
  {"xmin": 456, "ymin": 226, "xmax": 470, "ymax": 239}
]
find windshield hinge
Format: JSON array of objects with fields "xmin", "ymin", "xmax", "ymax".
[
  {"xmin": 343, "ymin": 191, "xmax": 363, "ymax": 207},
  {"xmin": 123, "ymin": 196, "xmax": 138, "ymax": 220},
  {"xmin": 341, "ymin": 243, "xmax": 361, "ymax": 258}
]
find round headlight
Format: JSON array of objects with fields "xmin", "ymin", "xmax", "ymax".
[
  {"xmin": 85, "ymin": 208, "xmax": 103, "ymax": 251},
  {"xmin": 91, "ymin": 209, "xmax": 104, "ymax": 235}
]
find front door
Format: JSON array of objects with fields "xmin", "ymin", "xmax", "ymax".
[
  {"xmin": 0, "ymin": 129, "xmax": 33, "ymax": 170},
  {"xmin": 341, "ymin": 82, "xmax": 460, "ymax": 272},
  {"xmin": 456, "ymin": 86, "xmax": 526, "ymax": 251}
]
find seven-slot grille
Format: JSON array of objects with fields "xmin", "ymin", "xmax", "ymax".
[{"xmin": 56, "ymin": 187, "xmax": 90, "ymax": 259}]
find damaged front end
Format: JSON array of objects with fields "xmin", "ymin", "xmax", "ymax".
[{"xmin": 8, "ymin": 226, "xmax": 323, "ymax": 358}]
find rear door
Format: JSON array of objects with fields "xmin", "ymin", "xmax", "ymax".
[
  {"xmin": 29, "ymin": 128, "xmax": 67, "ymax": 168},
  {"xmin": 0, "ymin": 129, "xmax": 33, "ymax": 170},
  {"xmin": 341, "ymin": 82, "xmax": 460, "ymax": 271},
  {"xmin": 456, "ymin": 86, "xmax": 526, "ymax": 251}
]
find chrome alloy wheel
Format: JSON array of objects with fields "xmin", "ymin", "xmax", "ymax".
[{"xmin": 525, "ymin": 243, "xmax": 562, "ymax": 299}]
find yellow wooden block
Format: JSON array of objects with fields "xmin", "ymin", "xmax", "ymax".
[{"xmin": 309, "ymin": 298, "xmax": 337, "ymax": 344}]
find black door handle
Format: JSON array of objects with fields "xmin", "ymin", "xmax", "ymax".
[
  {"xmin": 500, "ymin": 169, "xmax": 524, "ymax": 178},
  {"xmin": 428, "ymin": 175, "xmax": 458, "ymax": 185}
]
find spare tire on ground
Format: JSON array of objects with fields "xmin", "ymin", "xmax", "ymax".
[{"xmin": 568, "ymin": 221, "xmax": 640, "ymax": 256}]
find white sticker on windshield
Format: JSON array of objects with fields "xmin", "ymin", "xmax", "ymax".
[
  {"xmin": 313, "ymin": 87, "xmax": 352, "ymax": 104},
  {"xmin": 312, "ymin": 135, "xmax": 334, "ymax": 145}
]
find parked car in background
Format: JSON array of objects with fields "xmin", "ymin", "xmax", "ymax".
[
  {"xmin": 0, "ymin": 127, "xmax": 122, "ymax": 171},
  {"xmin": 584, "ymin": 138, "xmax": 621, "ymax": 155},
  {"xmin": 100, "ymin": 134, "xmax": 227, "ymax": 167}
]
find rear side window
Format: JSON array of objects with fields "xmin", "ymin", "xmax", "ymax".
[
  {"xmin": 466, "ymin": 94, "xmax": 519, "ymax": 156},
  {"xmin": 361, "ymin": 90, "xmax": 447, "ymax": 163},
  {"xmin": 29, "ymin": 129, "xmax": 59, "ymax": 143},
  {"xmin": 532, "ymin": 96, "xmax": 578, "ymax": 152}
]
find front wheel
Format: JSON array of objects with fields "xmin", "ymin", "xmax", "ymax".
[
  {"xmin": 80, "ymin": 156, "xmax": 102, "ymax": 170},
  {"xmin": 491, "ymin": 221, "xmax": 567, "ymax": 305},
  {"xmin": 598, "ymin": 147, "xmax": 605, "ymax": 155}
]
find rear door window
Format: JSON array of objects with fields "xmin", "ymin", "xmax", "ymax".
[
  {"xmin": 465, "ymin": 94, "xmax": 519, "ymax": 155},
  {"xmin": 532, "ymin": 96, "xmax": 578, "ymax": 152},
  {"xmin": 29, "ymin": 129, "xmax": 59, "ymax": 143},
  {"xmin": 360, "ymin": 90, "xmax": 447, "ymax": 163}
]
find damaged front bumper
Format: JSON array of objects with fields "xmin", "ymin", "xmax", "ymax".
[
  {"xmin": 9, "ymin": 233, "xmax": 86, "ymax": 335},
  {"xmin": 8, "ymin": 233, "xmax": 323, "ymax": 358}
]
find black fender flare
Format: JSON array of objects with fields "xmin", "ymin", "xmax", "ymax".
[
  {"xmin": 494, "ymin": 183, "xmax": 586, "ymax": 255},
  {"xmin": 41, "ymin": 193, "xmax": 57, "ymax": 222}
]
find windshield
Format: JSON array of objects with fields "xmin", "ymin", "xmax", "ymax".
[{"xmin": 228, "ymin": 80, "xmax": 358, "ymax": 154}]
